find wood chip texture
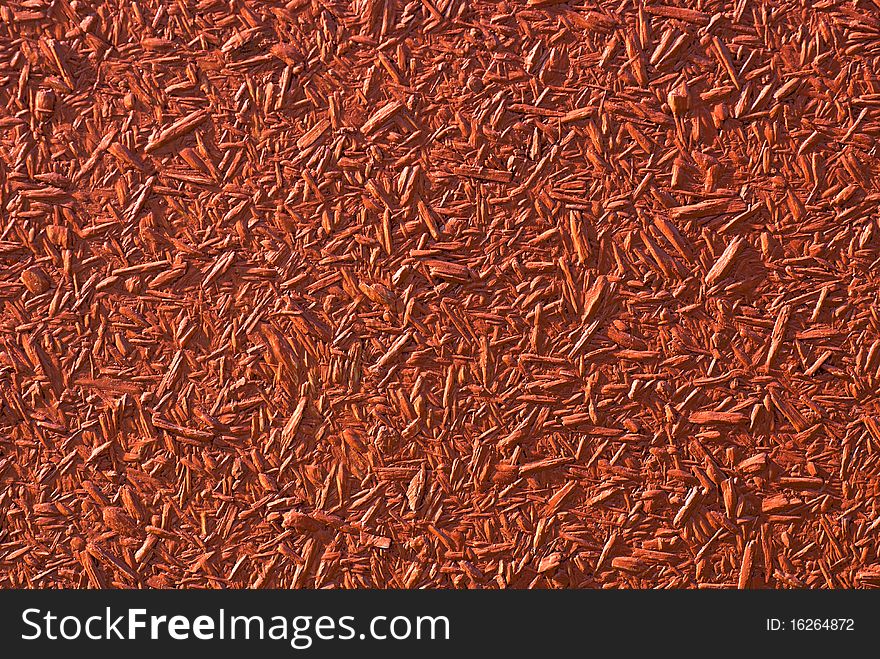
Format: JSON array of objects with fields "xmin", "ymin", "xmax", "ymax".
[{"xmin": 0, "ymin": 0, "xmax": 878, "ymax": 590}]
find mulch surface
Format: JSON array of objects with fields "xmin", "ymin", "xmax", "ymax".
[{"xmin": 1, "ymin": 0, "xmax": 879, "ymax": 588}]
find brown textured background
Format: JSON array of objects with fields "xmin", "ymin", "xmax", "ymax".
[{"xmin": 1, "ymin": 0, "xmax": 880, "ymax": 588}]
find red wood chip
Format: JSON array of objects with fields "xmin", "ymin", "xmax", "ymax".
[{"xmin": 0, "ymin": 0, "xmax": 878, "ymax": 590}]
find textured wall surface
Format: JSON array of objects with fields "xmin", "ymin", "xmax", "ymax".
[{"xmin": 1, "ymin": 0, "xmax": 879, "ymax": 588}]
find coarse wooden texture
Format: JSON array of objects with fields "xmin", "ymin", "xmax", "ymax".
[{"xmin": 0, "ymin": 0, "xmax": 879, "ymax": 589}]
